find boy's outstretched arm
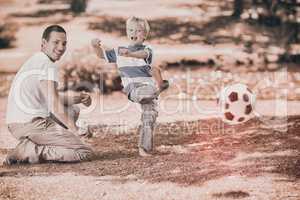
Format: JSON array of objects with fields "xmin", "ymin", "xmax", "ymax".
[
  {"xmin": 152, "ymin": 66, "xmax": 169, "ymax": 92},
  {"xmin": 91, "ymin": 38, "xmax": 105, "ymax": 59},
  {"xmin": 119, "ymin": 49, "xmax": 148, "ymax": 59},
  {"xmin": 92, "ymin": 38, "xmax": 117, "ymax": 63}
]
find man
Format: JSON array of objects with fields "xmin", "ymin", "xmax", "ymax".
[{"xmin": 4, "ymin": 25, "xmax": 95, "ymax": 165}]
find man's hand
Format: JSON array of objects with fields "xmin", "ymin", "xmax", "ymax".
[
  {"xmin": 80, "ymin": 92, "xmax": 92, "ymax": 107},
  {"xmin": 71, "ymin": 95, "xmax": 82, "ymax": 105},
  {"xmin": 91, "ymin": 38, "xmax": 102, "ymax": 48}
]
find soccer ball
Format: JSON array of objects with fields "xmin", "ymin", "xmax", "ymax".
[{"xmin": 218, "ymin": 83, "xmax": 256, "ymax": 125}]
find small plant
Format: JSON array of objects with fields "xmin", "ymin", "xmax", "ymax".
[
  {"xmin": 70, "ymin": 0, "xmax": 87, "ymax": 14},
  {"xmin": 0, "ymin": 22, "xmax": 18, "ymax": 49}
]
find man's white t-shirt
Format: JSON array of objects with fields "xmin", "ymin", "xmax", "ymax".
[{"xmin": 6, "ymin": 52, "xmax": 59, "ymax": 124}]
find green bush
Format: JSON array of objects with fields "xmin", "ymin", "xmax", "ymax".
[
  {"xmin": 70, "ymin": 0, "xmax": 87, "ymax": 14},
  {"xmin": 0, "ymin": 22, "xmax": 18, "ymax": 49}
]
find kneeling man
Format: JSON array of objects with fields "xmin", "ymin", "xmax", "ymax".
[{"xmin": 4, "ymin": 25, "xmax": 94, "ymax": 165}]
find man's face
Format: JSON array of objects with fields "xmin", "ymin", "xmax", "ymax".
[
  {"xmin": 42, "ymin": 31, "xmax": 67, "ymax": 62},
  {"xmin": 127, "ymin": 23, "xmax": 146, "ymax": 45}
]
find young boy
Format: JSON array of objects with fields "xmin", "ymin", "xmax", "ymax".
[{"xmin": 91, "ymin": 16, "xmax": 168, "ymax": 156}]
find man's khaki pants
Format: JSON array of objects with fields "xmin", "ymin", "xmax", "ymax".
[{"xmin": 6, "ymin": 106, "xmax": 94, "ymax": 164}]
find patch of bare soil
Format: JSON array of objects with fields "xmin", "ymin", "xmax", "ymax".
[
  {"xmin": 212, "ymin": 190, "xmax": 250, "ymax": 199},
  {"xmin": 1, "ymin": 116, "xmax": 300, "ymax": 188},
  {"xmin": 0, "ymin": 182, "xmax": 17, "ymax": 200}
]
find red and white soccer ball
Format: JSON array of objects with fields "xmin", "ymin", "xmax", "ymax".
[{"xmin": 218, "ymin": 83, "xmax": 256, "ymax": 125}]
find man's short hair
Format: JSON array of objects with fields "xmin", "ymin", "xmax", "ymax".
[{"xmin": 42, "ymin": 25, "xmax": 66, "ymax": 41}]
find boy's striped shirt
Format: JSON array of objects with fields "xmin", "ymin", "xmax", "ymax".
[{"xmin": 103, "ymin": 44, "xmax": 156, "ymax": 94}]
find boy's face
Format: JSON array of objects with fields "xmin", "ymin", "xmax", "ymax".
[{"xmin": 127, "ymin": 22, "xmax": 146, "ymax": 45}]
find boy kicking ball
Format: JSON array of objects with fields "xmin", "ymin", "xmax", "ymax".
[{"xmin": 91, "ymin": 16, "xmax": 169, "ymax": 156}]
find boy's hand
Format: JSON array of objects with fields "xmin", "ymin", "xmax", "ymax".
[
  {"xmin": 80, "ymin": 92, "xmax": 92, "ymax": 107},
  {"xmin": 91, "ymin": 38, "xmax": 102, "ymax": 48}
]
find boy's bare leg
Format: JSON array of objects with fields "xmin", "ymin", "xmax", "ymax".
[
  {"xmin": 151, "ymin": 67, "xmax": 169, "ymax": 96},
  {"xmin": 152, "ymin": 66, "xmax": 164, "ymax": 87}
]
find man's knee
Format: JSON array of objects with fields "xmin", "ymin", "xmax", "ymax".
[
  {"xmin": 63, "ymin": 148, "xmax": 94, "ymax": 162},
  {"xmin": 77, "ymin": 148, "xmax": 95, "ymax": 161}
]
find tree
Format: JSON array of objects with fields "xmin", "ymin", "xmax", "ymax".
[
  {"xmin": 232, "ymin": 0, "xmax": 244, "ymax": 18},
  {"xmin": 70, "ymin": 0, "xmax": 87, "ymax": 14}
]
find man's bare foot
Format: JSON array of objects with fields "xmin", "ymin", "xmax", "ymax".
[{"xmin": 3, "ymin": 155, "xmax": 18, "ymax": 166}]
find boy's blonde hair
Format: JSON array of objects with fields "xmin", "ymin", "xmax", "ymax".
[{"xmin": 126, "ymin": 16, "xmax": 150, "ymax": 39}]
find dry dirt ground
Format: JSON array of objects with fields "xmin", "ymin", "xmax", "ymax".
[
  {"xmin": 1, "ymin": 95, "xmax": 300, "ymax": 200},
  {"xmin": 1, "ymin": 0, "xmax": 300, "ymax": 199}
]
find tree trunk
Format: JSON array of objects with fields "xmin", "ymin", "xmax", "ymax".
[{"xmin": 232, "ymin": 0, "xmax": 244, "ymax": 18}]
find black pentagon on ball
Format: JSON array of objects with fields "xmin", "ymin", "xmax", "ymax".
[
  {"xmin": 245, "ymin": 104, "xmax": 252, "ymax": 115},
  {"xmin": 224, "ymin": 112, "xmax": 234, "ymax": 120},
  {"xmin": 243, "ymin": 93, "xmax": 249, "ymax": 102},
  {"xmin": 228, "ymin": 91, "xmax": 238, "ymax": 102}
]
